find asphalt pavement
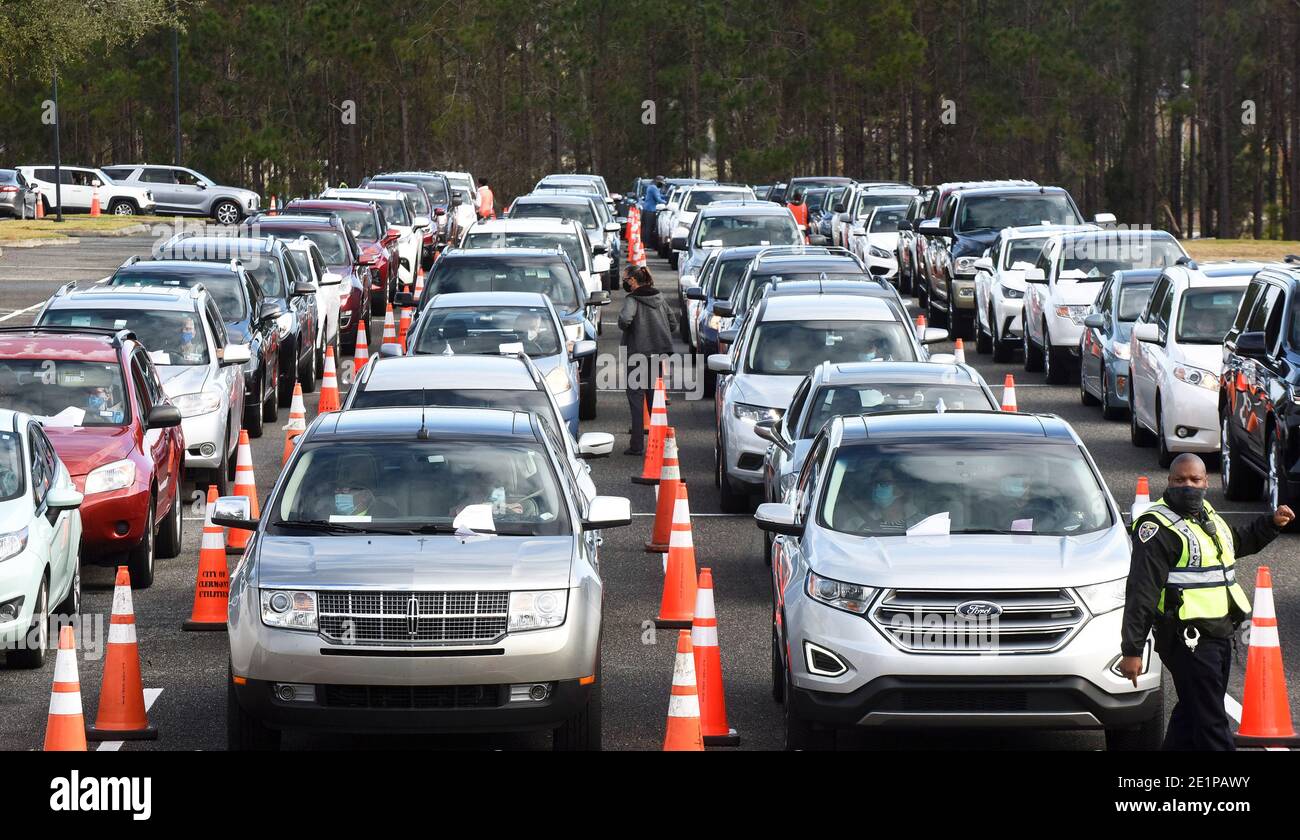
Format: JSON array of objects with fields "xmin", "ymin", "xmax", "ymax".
[{"xmin": 0, "ymin": 240, "xmax": 1294, "ymax": 750}]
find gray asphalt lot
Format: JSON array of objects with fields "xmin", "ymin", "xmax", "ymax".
[{"xmin": 0, "ymin": 240, "xmax": 1294, "ymax": 750}]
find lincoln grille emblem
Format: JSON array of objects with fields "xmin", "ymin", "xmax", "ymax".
[{"xmin": 407, "ymin": 596, "xmax": 419, "ymax": 635}]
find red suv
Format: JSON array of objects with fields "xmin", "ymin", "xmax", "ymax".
[{"xmin": 0, "ymin": 327, "xmax": 185, "ymax": 588}]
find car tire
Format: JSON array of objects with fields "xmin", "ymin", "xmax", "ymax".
[
  {"xmin": 278, "ymin": 346, "xmax": 297, "ymax": 407},
  {"xmin": 947, "ymin": 285, "xmax": 972, "ymax": 340},
  {"xmin": 783, "ymin": 667, "xmax": 834, "ymax": 751},
  {"xmin": 244, "ymin": 379, "xmax": 265, "ymax": 437},
  {"xmin": 156, "ymin": 482, "xmax": 184, "ymax": 560},
  {"xmin": 975, "ymin": 307, "xmax": 993, "ymax": 354},
  {"xmin": 298, "ymin": 338, "xmax": 318, "ymax": 394},
  {"xmin": 1129, "ymin": 383, "xmax": 1156, "ymax": 447},
  {"xmin": 1268, "ymin": 434, "xmax": 1296, "ymax": 527},
  {"xmin": 7, "ymin": 577, "xmax": 48, "ymax": 669},
  {"xmin": 1101, "ymin": 372, "xmax": 1125, "ymax": 421},
  {"xmin": 212, "ymin": 200, "xmax": 242, "ymax": 226},
  {"xmin": 771, "ymin": 625, "xmax": 785, "ymax": 703},
  {"xmin": 990, "ymin": 319, "xmax": 1013, "ymax": 363},
  {"xmin": 1156, "ymin": 399, "xmax": 1174, "ymax": 468},
  {"xmin": 107, "ymin": 199, "xmax": 138, "ymax": 216},
  {"xmin": 579, "ymin": 369, "xmax": 597, "ymax": 421},
  {"xmin": 926, "ymin": 290, "xmax": 948, "ymax": 328},
  {"xmin": 1221, "ymin": 411, "xmax": 1262, "ymax": 500},
  {"xmin": 227, "ymin": 663, "xmax": 281, "ymax": 751},
  {"xmin": 716, "ymin": 431, "xmax": 750, "ymax": 513},
  {"xmin": 1022, "ymin": 322, "xmax": 1044, "ymax": 372},
  {"xmin": 1105, "ymin": 684, "xmax": 1165, "ymax": 751},
  {"xmin": 553, "ymin": 666, "xmax": 602, "ymax": 751},
  {"xmin": 1043, "ymin": 327, "xmax": 1069, "ymax": 384},
  {"xmin": 1080, "ymin": 364, "xmax": 1100, "ymax": 406},
  {"xmin": 264, "ymin": 363, "xmax": 280, "ymax": 422},
  {"xmin": 126, "ymin": 495, "xmax": 156, "ymax": 589},
  {"xmin": 54, "ymin": 555, "xmax": 80, "ymax": 619},
  {"xmin": 211, "ymin": 436, "xmax": 233, "ymax": 495}
]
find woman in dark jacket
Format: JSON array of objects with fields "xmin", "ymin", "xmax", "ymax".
[{"xmin": 618, "ymin": 265, "xmax": 677, "ymax": 454}]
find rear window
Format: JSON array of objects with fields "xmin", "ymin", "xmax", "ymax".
[
  {"xmin": 110, "ymin": 269, "xmax": 247, "ymax": 320},
  {"xmin": 427, "ymin": 258, "xmax": 580, "ymax": 314},
  {"xmin": 803, "ymin": 383, "xmax": 994, "ymax": 437},
  {"xmin": 462, "ymin": 230, "xmax": 587, "ymax": 271},
  {"xmin": 351, "ymin": 387, "xmax": 552, "ymax": 417},
  {"xmin": 510, "ymin": 202, "xmax": 597, "ymax": 228},
  {"xmin": 694, "ymin": 214, "xmax": 800, "ymax": 248}
]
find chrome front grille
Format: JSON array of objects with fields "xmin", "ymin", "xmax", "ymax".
[
  {"xmin": 317, "ymin": 590, "xmax": 510, "ymax": 645},
  {"xmin": 870, "ymin": 588, "xmax": 1085, "ymax": 654}
]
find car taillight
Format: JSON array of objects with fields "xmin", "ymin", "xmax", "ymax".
[{"xmin": 0, "ymin": 186, "xmax": 17, "ymax": 193}]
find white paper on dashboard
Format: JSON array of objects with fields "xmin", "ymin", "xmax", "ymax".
[
  {"xmin": 1011, "ymin": 518, "xmax": 1034, "ymax": 532},
  {"xmin": 38, "ymin": 406, "xmax": 86, "ymax": 428},
  {"xmin": 906, "ymin": 511, "xmax": 950, "ymax": 537},
  {"xmin": 498, "ymin": 342, "xmax": 525, "ymax": 355},
  {"xmin": 453, "ymin": 503, "xmax": 496, "ymax": 538}
]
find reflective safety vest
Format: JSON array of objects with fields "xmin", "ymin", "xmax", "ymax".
[{"xmin": 1138, "ymin": 502, "xmax": 1252, "ymax": 622}]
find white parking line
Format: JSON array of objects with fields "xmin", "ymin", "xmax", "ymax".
[
  {"xmin": 0, "ymin": 301, "xmax": 45, "ymax": 322},
  {"xmin": 96, "ymin": 687, "xmax": 163, "ymax": 752}
]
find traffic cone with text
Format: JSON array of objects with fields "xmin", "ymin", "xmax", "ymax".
[
  {"xmin": 645, "ymin": 428, "xmax": 681, "ymax": 553},
  {"xmin": 656, "ymin": 483, "xmax": 698, "ymax": 628},
  {"xmin": 317, "ymin": 345, "xmax": 340, "ymax": 412},
  {"xmin": 398, "ymin": 306, "xmax": 411, "ymax": 352},
  {"xmin": 227, "ymin": 430, "xmax": 259, "ymax": 552},
  {"xmin": 86, "ymin": 566, "xmax": 157, "ymax": 741},
  {"xmin": 1001, "ymin": 374, "xmax": 1018, "ymax": 412},
  {"xmin": 1132, "ymin": 476, "xmax": 1151, "ymax": 521},
  {"xmin": 282, "ymin": 383, "xmax": 307, "ymax": 465},
  {"xmin": 693, "ymin": 568, "xmax": 739, "ymax": 746},
  {"xmin": 44, "ymin": 626, "xmax": 87, "ymax": 751},
  {"xmin": 633, "ymin": 380, "xmax": 669, "ymax": 484},
  {"xmin": 663, "ymin": 630, "xmax": 704, "ymax": 751},
  {"xmin": 1237, "ymin": 566, "xmax": 1299, "ymax": 746},
  {"xmin": 184, "ymin": 485, "xmax": 230, "ymax": 631}
]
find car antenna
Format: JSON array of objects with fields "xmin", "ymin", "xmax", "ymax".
[{"xmin": 417, "ymin": 388, "xmax": 430, "ymax": 439}]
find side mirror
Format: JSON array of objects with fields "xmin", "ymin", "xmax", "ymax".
[
  {"xmin": 147, "ymin": 404, "xmax": 183, "ymax": 429},
  {"xmin": 415, "ymin": 216, "xmax": 432, "ymax": 230},
  {"xmin": 259, "ymin": 301, "xmax": 284, "ymax": 322},
  {"xmin": 707, "ymin": 354, "xmax": 733, "ymax": 373},
  {"xmin": 399, "ymin": 257, "xmax": 411, "ymax": 271},
  {"xmin": 1023, "ymin": 267, "xmax": 1047, "ymax": 284},
  {"xmin": 973, "ymin": 257, "xmax": 993, "ymax": 273},
  {"xmin": 922, "ymin": 327, "xmax": 950, "ymax": 344},
  {"xmin": 754, "ymin": 418, "xmax": 783, "ymax": 447},
  {"xmin": 570, "ymin": 339, "xmax": 597, "ymax": 359},
  {"xmin": 1234, "ymin": 330, "xmax": 1269, "ymax": 359},
  {"xmin": 1083, "ymin": 313, "xmax": 1106, "ymax": 330},
  {"xmin": 292, "ymin": 281, "xmax": 316, "ymax": 297},
  {"xmin": 221, "ymin": 344, "xmax": 252, "ymax": 365},
  {"xmin": 754, "ymin": 502, "xmax": 804, "ymax": 537},
  {"xmin": 319, "ymin": 271, "xmax": 342, "ymax": 286},
  {"xmin": 917, "ymin": 222, "xmax": 940, "ymax": 236},
  {"xmin": 1134, "ymin": 322, "xmax": 1162, "ymax": 344},
  {"xmin": 379, "ymin": 342, "xmax": 403, "ymax": 357},
  {"xmin": 1094, "ymin": 212, "xmax": 1117, "ymax": 225},
  {"xmin": 712, "ymin": 303, "xmax": 734, "ymax": 318},
  {"xmin": 393, "ymin": 291, "xmax": 417, "ymax": 309},
  {"xmin": 655, "ymin": 203, "xmax": 667, "ymax": 212},
  {"xmin": 211, "ymin": 495, "xmax": 258, "ymax": 531},
  {"xmin": 577, "ymin": 432, "xmax": 615, "ymax": 459},
  {"xmin": 718, "ymin": 328, "xmax": 739, "ymax": 345},
  {"xmin": 588, "ymin": 290, "xmax": 611, "ymax": 306},
  {"xmin": 685, "ymin": 286, "xmax": 706, "ymax": 301},
  {"xmin": 832, "ymin": 202, "xmax": 846, "ymax": 213},
  {"xmin": 583, "ymin": 495, "xmax": 632, "ymax": 530},
  {"xmin": 434, "ymin": 207, "xmax": 447, "ymax": 217},
  {"xmin": 46, "ymin": 485, "xmax": 83, "ymax": 512},
  {"xmin": 604, "ymin": 222, "xmax": 621, "ymax": 233},
  {"xmin": 670, "ymin": 235, "xmax": 688, "ymax": 251},
  {"xmin": 592, "ymin": 242, "xmax": 608, "ymax": 255},
  {"xmin": 897, "ymin": 220, "xmax": 913, "ymax": 232}
]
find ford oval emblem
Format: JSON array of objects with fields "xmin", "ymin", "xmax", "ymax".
[{"xmin": 955, "ymin": 600, "xmax": 1003, "ymax": 618}]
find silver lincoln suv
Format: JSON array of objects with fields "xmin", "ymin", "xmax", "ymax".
[
  {"xmin": 214, "ymin": 406, "xmax": 631, "ymax": 750},
  {"xmin": 756, "ymin": 410, "xmax": 1165, "ymax": 750}
]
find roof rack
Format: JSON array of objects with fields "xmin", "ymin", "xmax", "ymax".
[{"xmin": 0, "ymin": 325, "xmax": 137, "ymax": 347}]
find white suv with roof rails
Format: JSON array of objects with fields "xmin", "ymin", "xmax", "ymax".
[
  {"xmin": 18, "ymin": 165, "xmax": 156, "ymax": 216},
  {"xmin": 459, "ymin": 218, "xmax": 605, "ymax": 298},
  {"xmin": 665, "ymin": 185, "xmax": 756, "ymax": 267}
]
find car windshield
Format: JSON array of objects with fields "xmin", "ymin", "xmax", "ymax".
[
  {"xmin": 110, "ymin": 269, "xmax": 247, "ymax": 320},
  {"xmin": 743, "ymin": 271, "xmax": 862, "ymax": 310},
  {"xmin": 869, "ymin": 207, "xmax": 908, "ymax": 233},
  {"xmin": 1118, "ymin": 282, "xmax": 1155, "ymax": 322},
  {"xmin": 413, "ymin": 306, "xmax": 561, "ymax": 357},
  {"xmin": 857, "ymin": 194, "xmax": 914, "ymax": 218},
  {"xmin": 243, "ymin": 258, "xmax": 286, "ymax": 298},
  {"xmin": 462, "ymin": 231, "xmax": 587, "ymax": 271},
  {"xmin": 372, "ymin": 197, "xmax": 410, "ymax": 226},
  {"xmin": 956, "ymin": 194, "xmax": 1081, "ymax": 233},
  {"xmin": 510, "ymin": 201, "xmax": 597, "ymax": 229},
  {"xmin": 0, "ymin": 431, "xmax": 21, "ymax": 501},
  {"xmin": 383, "ymin": 185, "xmax": 428, "ymax": 215},
  {"xmin": 273, "ymin": 440, "xmax": 568, "ymax": 536},
  {"xmin": 694, "ymin": 214, "xmax": 800, "ymax": 248},
  {"xmin": 820, "ymin": 442, "xmax": 1111, "ymax": 537},
  {"xmin": 428, "ymin": 259, "xmax": 580, "ymax": 313},
  {"xmin": 1004, "ymin": 237, "xmax": 1048, "ymax": 268},
  {"xmin": 267, "ymin": 228, "xmax": 349, "ymax": 265},
  {"xmin": 802, "ymin": 384, "xmax": 994, "ymax": 436},
  {"xmin": 0, "ymin": 359, "xmax": 129, "ymax": 427},
  {"xmin": 686, "ymin": 190, "xmax": 750, "ymax": 212},
  {"xmin": 409, "ymin": 178, "xmax": 448, "ymax": 203},
  {"xmin": 40, "ymin": 309, "xmax": 209, "ymax": 367},
  {"xmin": 1058, "ymin": 235, "xmax": 1186, "ymax": 279},
  {"xmin": 308, "ymin": 207, "xmax": 379, "ymax": 241},
  {"xmin": 1177, "ymin": 288, "xmax": 1245, "ymax": 344},
  {"xmin": 711, "ymin": 258, "xmax": 752, "ymax": 300},
  {"xmin": 350, "ymin": 387, "xmax": 554, "ymax": 419},
  {"xmin": 747, "ymin": 320, "xmax": 915, "ymax": 375}
]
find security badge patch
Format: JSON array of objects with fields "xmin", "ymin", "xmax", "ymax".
[{"xmin": 1137, "ymin": 522, "xmax": 1159, "ymax": 543}]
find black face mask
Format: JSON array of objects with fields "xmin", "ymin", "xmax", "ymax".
[
  {"xmin": 1166, "ymin": 485, "xmax": 1207, "ymax": 516},
  {"xmin": 621, "ymin": 278, "xmax": 633, "ymax": 293}
]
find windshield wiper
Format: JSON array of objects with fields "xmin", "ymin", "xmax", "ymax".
[
  {"xmin": 273, "ymin": 519, "xmax": 413, "ymax": 535},
  {"xmin": 952, "ymin": 527, "xmax": 1030, "ymax": 535}
]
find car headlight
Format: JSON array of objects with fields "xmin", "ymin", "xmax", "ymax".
[
  {"xmin": 173, "ymin": 391, "xmax": 222, "ymax": 418},
  {"xmin": 1174, "ymin": 365, "xmax": 1219, "ymax": 391},
  {"xmin": 260, "ymin": 589, "xmax": 318, "ymax": 631},
  {"xmin": 84, "ymin": 459, "xmax": 136, "ymax": 495},
  {"xmin": 1077, "ymin": 577, "xmax": 1126, "ymax": 615},
  {"xmin": 0, "ymin": 527, "xmax": 29, "ymax": 563},
  {"xmin": 564, "ymin": 323, "xmax": 584, "ymax": 342},
  {"xmin": 508, "ymin": 589, "xmax": 567, "ymax": 631},
  {"xmin": 1001, "ymin": 286, "xmax": 1025, "ymax": 299},
  {"xmin": 1113, "ymin": 340, "xmax": 1131, "ymax": 361},
  {"xmin": 954, "ymin": 256, "xmax": 979, "ymax": 275},
  {"xmin": 1054, "ymin": 304, "xmax": 1089, "ymax": 325},
  {"xmin": 544, "ymin": 364, "xmax": 573, "ymax": 396},
  {"xmin": 869, "ymin": 245, "xmax": 891, "ymax": 259},
  {"xmin": 733, "ymin": 403, "xmax": 782, "ymax": 424},
  {"xmin": 806, "ymin": 571, "xmax": 876, "ymax": 615}
]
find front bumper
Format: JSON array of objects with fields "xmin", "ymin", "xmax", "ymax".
[
  {"xmin": 1162, "ymin": 380, "xmax": 1222, "ymax": 452},
  {"xmin": 995, "ymin": 295, "xmax": 1024, "ymax": 338},
  {"xmin": 1106, "ymin": 357, "xmax": 1132, "ymax": 406},
  {"xmin": 181, "ymin": 409, "xmax": 229, "ymax": 470},
  {"xmin": 951, "ymin": 276, "xmax": 976, "ymax": 311},
  {"xmin": 722, "ymin": 408, "xmax": 771, "ymax": 486},
  {"xmin": 70, "ymin": 477, "xmax": 150, "ymax": 560},
  {"xmin": 0, "ymin": 549, "xmax": 43, "ymax": 646}
]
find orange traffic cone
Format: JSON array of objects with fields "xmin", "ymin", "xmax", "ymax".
[
  {"xmin": 44, "ymin": 625, "xmax": 87, "ymax": 751},
  {"xmin": 184, "ymin": 485, "xmax": 230, "ymax": 631},
  {"xmin": 1132, "ymin": 476, "xmax": 1151, "ymax": 520},
  {"xmin": 656, "ymin": 483, "xmax": 698, "ymax": 628},
  {"xmin": 627, "ymin": 211, "xmax": 639, "ymax": 264},
  {"xmin": 318, "ymin": 345, "xmax": 341, "ymax": 412},
  {"xmin": 86, "ymin": 566, "xmax": 157, "ymax": 741},
  {"xmin": 414, "ymin": 266, "xmax": 426, "ymax": 298},
  {"xmin": 227, "ymin": 430, "xmax": 259, "ymax": 553},
  {"xmin": 353, "ymin": 319, "xmax": 370, "ymax": 372},
  {"xmin": 34, "ymin": 194, "xmax": 44, "ymax": 219},
  {"xmin": 1237, "ymin": 566, "xmax": 1298, "ymax": 746},
  {"xmin": 282, "ymin": 383, "xmax": 307, "ymax": 465},
  {"xmin": 693, "ymin": 568, "xmax": 739, "ymax": 746},
  {"xmin": 953, "ymin": 337, "xmax": 966, "ymax": 365},
  {"xmin": 382, "ymin": 302, "xmax": 397, "ymax": 348},
  {"xmin": 663, "ymin": 630, "xmax": 704, "ymax": 751},
  {"xmin": 914, "ymin": 313, "xmax": 927, "ymax": 337},
  {"xmin": 398, "ymin": 306, "xmax": 411, "ymax": 352},
  {"xmin": 633, "ymin": 381, "xmax": 669, "ymax": 484},
  {"xmin": 270, "ymin": 194, "xmax": 278, "ymax": 212},
  {"xmin": 1001, "ymin": 373, "xmax": 1018, "ymax": 412},
  {"xmin": 645, "ymin": 429, "xmax": 681, "ymax": 552},
  {"xmin": 89, "ymin": 187, "xmax": 101, "ymax": 217}
]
